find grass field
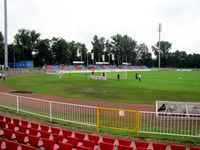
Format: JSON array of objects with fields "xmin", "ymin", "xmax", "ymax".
[{"xmin": 2, "ymin": 70, "xmax": 200, "ymax": 104}]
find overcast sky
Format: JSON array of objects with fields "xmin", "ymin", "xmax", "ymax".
[{"xmin": 1, "ymin": 0, "xmax": 200, "ymax": 54}]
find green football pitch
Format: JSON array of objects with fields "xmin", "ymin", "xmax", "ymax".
[{"xmin": 2, "ymin": 70, "xmax": 200, "ymax": 104}]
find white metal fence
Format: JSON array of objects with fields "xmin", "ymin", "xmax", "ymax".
[
  {"xmin": 0, "ymin": 92, "xmax": 96, "ymax": 126},
  {"xmin": 140, "ymin": 111, "xmax": 200, "ymax": 137},
  {"xmin": 0, "ymin": 92, "xmax": 200, "ymax": 137},
  {"xmin": 3, "ymin": 69, "xmax": 45, "ymax": 76}
]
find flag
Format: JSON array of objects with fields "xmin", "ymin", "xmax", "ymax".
[
  {"xmin": 91, "ymin": 53, "xmax": 94, "ymax": 60},
  {"xmin": 102, "ymin": 55, "xmax": 105, "ymax": 61},
  {"xmin": 112, "ymin": 54, "xmax": 115, "ymax": 60}
]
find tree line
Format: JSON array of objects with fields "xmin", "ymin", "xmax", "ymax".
[{"xmin": 0, "ymin": 29, "xmax": 199, "ymax": 68}]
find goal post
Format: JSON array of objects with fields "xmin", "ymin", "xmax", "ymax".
[
  {"xmin": 88, "ymin": 70, "xmax": 128, "ymax": 80},
  {"xmin": 105, "ymin": 70, "xmax": 128, "ymax": 80}
]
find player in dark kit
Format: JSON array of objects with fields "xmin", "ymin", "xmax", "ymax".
[
  {"xmin": 135, "ymin": 73, "xmax": 138, "ymax": 80},
  {"xmin": 117, "ymin": 73, "xmax": 120, "ymax": 81}
]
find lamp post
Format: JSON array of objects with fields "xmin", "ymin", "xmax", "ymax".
[
  {"xmin": 13, "ymin": 49, "xmax": 15, "ymax": 69},
  {"xmin": 80, "ymin": 51, "xmax": 82, "ymax": 66},
  {"xmin": 109, "ymin": 53, "xmax": 110, "ymax": 66},
  {"xmin": 158, "ymin": 23, "xmax": 162, "ymax": 69},
  {"xmin": 4, "ymin": 0, "xmax": 8, "ymax": 68},
  {"xmin": 43, "ymin": 58, "xmax": 45, "ymax": 69},
  {"xmin": 87, "ymin": 52, "xmax": 88, "ymax": 67}
]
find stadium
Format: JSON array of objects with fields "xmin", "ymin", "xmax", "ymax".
[
  {"xmin": 1, "ymin": 0, "xmax": 200, "ymax": 149},
  {"xmin": 0, "ymin": 65, "xmax": 200, "ymax": 150}
]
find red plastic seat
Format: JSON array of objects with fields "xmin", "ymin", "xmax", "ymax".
[
  {"xmin": 29, "ymin": 128, "xmax": 39, "ymax": 137},
  {"xmin": 137, "ymin": 147, "xmax": 149, "ymax": 150},
  {"xmin": 67, "ymin": 136, "xmax": 79, "ymax": 147},
  {"xmin": 40, "ymin": 130, "xmax": 51, "ymax": 139},
  {"xmin": 7, "ymin": 122, "xmax": 17, "ymax": 132},
  {"xmin": 0, "ymin": 138, "xmax": 3, "ymax": 144},
  {"xmin": 82, "ymin": 139, "xmax": 95, "ymax": 150},
  {"xmin": 5, "ymin": 140, "xmax": 19, "ymax": 150},
  {"xmin": 152, "ymin": 143, "xmax": 167, "ymax": 150},
  {"xmin": 0, "ymin": 120, "xmax": 6, "ymax": 129},
  {"xmin": 75, "ymin": 132, "xmax": 86, "ymax": 142},
  {"xmin": 51, "ymin": 127, "xmax": 60, "ymax": 134},
  {"xmin": 118, "ymin": 145, "xmax": 133, "ymax": 150},
  {"xmin": 62, "ymin": 129, "xmax": 73, "ymax": 138},
  {"xmin": 76, "ymin": 145, "xmax": 93, "ymax": 150},
  {"xmin": 30, "ymin": 122, "xmax": 39, "ymax": 129},
  {"xmin": 21, "ymin": 144, "xmax": 36, "ymax": 150},
  {"xmin": 13, "ymin": 119, "xmax": 20, "ymax": 126},
  {"xmin": 102, "ymin": 137, "xmax": 115, "ymax": 144},
  {"xmin": 99, "ymin": 142, "xmax": 114, "ymax": 150},
  {"xmin": 135, "ymin": 141, "xmax": 149, "ymax": 148},
  {"xmin": 0, "ymin": 116, "xmax": 4, "ymax": 121},
  {"xmin": 0, "ymin": 138, "xmax": 6, "ymax": 150},
  {"xmin": 21, "ymin": 120, "xmax": 29, "ymax": 127},
  {"xmin": 58, "ymin": 142, "xmax": 73, "ymax": 150},
  {"xmin": 5, "ymin": 117, "xmax": 12, "ymax": 123},
  {"xmin": 3, "ymin": 128, "xmax": 16, "ymax": 140},
  {"xmin": 118, "ymin": 139, "xmax": 132, "ymax": 146},
  {"xmin": 15, "ymin": 131, "xmax": 29, "ymax": 143},
  {"xmin": 18, "ymin": 125, "xmax": 28, "ymax": 134},
  {"xmin": 171, "ymin": 144, "xmax": 186, "ymax": 150},
  {"xmin": 0, "ymin": 129, "xmax": 4, "ymax": 136},
  {"xmin": 40, "ymin": 124, "xmax": 49, "ymax": 132},
  {"xmin": 190, "ymin": 146, "xmax": 200, "ymax": 150},
  {"xmin": 28, "ymin": 134, "xmax": 43, "ymax": 147},
  {"xmin": 42, "ymin": 138, "xmax": 58, "ymax": 150},
  {"xmin": 52, "ymin": 133, "xmax": 64, "ymax": 143},
  {"xmin": 88, "ymin": 134, "xmax": 100, "ymax": 145}
]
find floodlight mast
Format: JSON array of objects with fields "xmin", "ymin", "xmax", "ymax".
[
  {"xmin": 158, "ymin": 23, "xmax": 162, "ymax": 69},
  {"xmin": 4, "ymin": 0, "xmax": 8, "ymax": 68}
]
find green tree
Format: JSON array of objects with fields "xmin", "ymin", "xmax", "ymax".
[
  {"xmin": 34, "ymin": 39, "xmax": 52, "ymax": 66},
  {"xmin": 13, "ymin": 29, "xmax": 40, "ymax": 61},
  {"xmin": 111, "ymin": 34, "xmax": 137, "ymax": 65},
  {"xmin": 91, "ymin": 35, "xmax": 105, "ymax": 62},
  {"xmin": 67, "ymin": 41, "xmax": 78, "ymax": 65},
  {"xmin": 152, "ymin": 41, "xmax": 171, "ymax": 67},
  {"xmin": 76, "ymin": 42, "xmax": 88, "ymax": 65},
  {"xmin": 51, "ymin": 38, "xmax": 69, "ymax": 64},
  {"xmin": 136, "ymin": 43, "xmax": 152, "ymax": 66},
  {"xmin": 105, "ymin": 40, "xmax": 114, "ymax": 64}
]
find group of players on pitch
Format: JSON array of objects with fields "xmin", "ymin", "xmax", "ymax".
[{"xmin": 92, "ymin": 71, "xmax": 142, "ymax": 81}]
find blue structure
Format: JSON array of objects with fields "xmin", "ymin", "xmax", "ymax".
[{"xmin": 9, "ymin": 61, "xmax": 33, "ymax": 68}]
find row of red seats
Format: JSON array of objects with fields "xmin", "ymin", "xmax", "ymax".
[
  {"xmin": 1, "ymin": 115, "xmax": 200, "ymax": 150},
  {"xmin": 0, "ymin": 138, "xmax": 36, "ymax": 150}
]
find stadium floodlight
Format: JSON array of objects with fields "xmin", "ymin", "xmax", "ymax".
[
  {"xmin": 4, "ymin": 0, "xmax": 8, "ymax": 68},
  {"xmin": 158, "ymin": 23, "xmax": 162, "ymax": 69}
]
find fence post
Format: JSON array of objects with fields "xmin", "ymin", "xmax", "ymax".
[
  {"xmin": 136, "ymin": 111, "xmax": 140, "ymax": 136},
  {"xmin": 96, "ymin": 107, "xmax": 100, "ymax": 132},
  {"xmin": 50, "ymin": 101, "xmax": 52, "ymax": 122},
  {"xmin": 16, "ymin": 96, "xmax": 19, "ymax": 113}
]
